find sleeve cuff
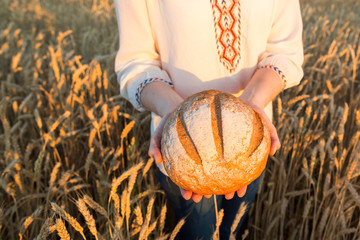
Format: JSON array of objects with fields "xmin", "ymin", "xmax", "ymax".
[
  {"xmin": 135, "ymin": 77, "xmax": 174, "ymax": 109},
  {"xmin": 256, "ymin": 64, "xmax": 287, "ymax": 89}
]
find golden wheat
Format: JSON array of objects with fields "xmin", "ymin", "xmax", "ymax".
[
  {"xmin": 110, "ymin": 161, "xmax": 144, "ymax": 201},
  {"xmin": 230, "ymin": 202, "xmax": 248, "ymax": 239},
  {"xmin": 212, "ymin": 209, "xmax": 224, "ymax": 240},
  {"xmin": 37, "ymin": 216, "xmax": 54, "ymax": 240},
  {"xmin": 0, "ymin": 0, "xmax": 359, "ymax": 239},
  {"xmin": 51, "ymin": 202, "xmax": 86, "ymax": 240},
  {"xmin": 76, "ymin": 198, "xmax": 98, "ymax": 240},
  {"xmin": 169, "ymin": 218, "xmax": 186, "ymax": 240},
  {"xmin": 56, "ymin": 218, "xmax": 71, "ymax": 240},
  {"xmin": 158, "ymin": 204, "xmax": 167, "ymax": 235},
  {"xmin": 131, "ymin": 205, "xmax": 143, "ymax": 236},
  {"xmin": 83, "ymin": 195, "xmax": 108, "ymax": 218}
]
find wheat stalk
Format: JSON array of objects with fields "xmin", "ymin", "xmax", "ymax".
[
  {"xmin": 34, "ymin": 145, "xmax": 46, "ymax": 178},
  {"xmin": 318, "ymin": 207, "xmax": 330, "ymax": 236},
  {"xmin": 169, "ymin": 218, "xmax": 186, "ymax": 240},
  {"xmin": 49, "ymin": 161, "xmax": 61, "ymax": 188},
  {"xmin": 146, "ymin": 220, "xmax": 158, "ymax": 238},
  {"xmin": 0, "ymin": 101, "xmax": 11, "ymax": 156},
  {"xmin": 14, "ymin": 172, "xmax": 23, "ymax": 193},
  {"xmin": 11, "ymin": 135, "xmax": 22, "ymax": 156},
  {"xmin": 83, "ymin": 195, "xmax": 108, "ymax": 217},
  {"xmin": 112, "ymin": 193, "xmax": 123, "ymax": 230},
  {"xmin": 120, "ymin": 187, "xmax": 127, "ymax": 219},
  {"xmin": 51, "ymin": 202, "xmax": 86, "ymax": 240},
  {"xmin": 155, "ymin": 233, "xmax": 169, "ymax": 240},
  {"xmin": 138, "ymin": 196, "xmax": 156, "ymax": 240},
  {"xmin": 230, "ymin": 202, "xmax": 248, "ymax": 239},
  {"xmin": 125, "ymin": 171, "xmax": 138, "ymax": 231},
  {"xmin": 37, "ymin": 216, "xmax": 54, "ymax": 240},
  {"xmin": 76, "ymin": 198, "xmax": 98, "ymax": 240},
  {"xmin": 346, "ymin": 182, "xmax": 360, "ymax": 207},
  {"xmin": 109, "ymin": 161, "xmax": 144, "ymax": 202},
  {"xmin": 212, "ymin": 209, "xmax": 224, "ymax": 240},
  {"xmin": 142, "ymin": 157, "xmax": 154, "ymax": 177},
  {"xmin": 20, "ymin": 206, "xmax": 43, "ymax": 236},
  {"xmin": 159, "ymin": 204, "xmax": 167, "ymax": 235},
  {"xmin": 131, "ymin": 205, "xmax": 143, "ymax": 236},
  {"xmin": 84, "ymin": 147, "xmax": 94, "ymax": 180},
  {"xmin": 56, "ymin": 218, "xmax": 71, "ymax": 240}
]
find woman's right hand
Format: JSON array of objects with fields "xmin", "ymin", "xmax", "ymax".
[
  {"xmin": 148, "ymin": 112, "xmax": 171, "ymax": 165},
  {"xmin": 148, "ymin": 112, "xmax": 211, "ymax": 203}
]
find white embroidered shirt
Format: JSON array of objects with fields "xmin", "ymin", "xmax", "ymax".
[{"xmin": 114, "ymin": 0, "xmax": 304, "ymax": 173}]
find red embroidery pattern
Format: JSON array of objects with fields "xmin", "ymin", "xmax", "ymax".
[{"xmin": 210, "ymin": 0, "xmax": 241, "ymax": 73}]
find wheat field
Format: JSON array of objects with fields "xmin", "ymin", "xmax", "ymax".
[{"xmin": 0, "ymin": 0, "xmax": 359, "ymax": 239}]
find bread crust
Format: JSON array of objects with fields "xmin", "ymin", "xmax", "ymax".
[{"xmin": 161, "ymin": 90, "xmax": 271, "ymax": 195}]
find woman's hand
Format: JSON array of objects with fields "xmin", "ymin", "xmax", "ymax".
[
  {"xmin": 148, "ymin": 112, "xmax": 212, "ymax": 203},
  {"xmin": 223, "ymin": 98, "xmax": 281, "ymax": 200},
  {"xmin": 148, "ymin": 113, "xmax": 170, "ymax": 165},
  {"xmin": 240, "ymin": 97, "xmax": 281, "ymax": 156},
  {"xmin": 223, "ymin": 68, "xmax": 284, "ymax": 200},
  {"xmin": 148, "ymin": 109, "xmax": 254, "ymax": 203}
]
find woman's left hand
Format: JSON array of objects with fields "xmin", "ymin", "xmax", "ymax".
[
  {"xmin": 224, "ymin": 97, "xmax": 281, "ymax": 200},
  {"xmin": 240, "ymin": 97, "xmax": 281, "ymax": 156}
]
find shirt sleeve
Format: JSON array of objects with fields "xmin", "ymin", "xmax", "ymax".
[
  {"xmin": 114, "ymin": 0, "xmax": 173, "ymax": 111},
  {"xmin": 257, "ymin": 0, "xmax": 304, "ymax": 90}
]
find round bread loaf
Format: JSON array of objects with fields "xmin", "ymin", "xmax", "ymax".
[{"xmin": 161, "ymin": 90, "xmax": 271, "ymax": 195}]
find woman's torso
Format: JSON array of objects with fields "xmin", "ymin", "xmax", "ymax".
[{"xmin": 145, "ymin": 0, "xmax": 276, "ymax": 99}]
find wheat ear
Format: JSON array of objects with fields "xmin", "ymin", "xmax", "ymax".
[
  {"xmin": 76, "ymin": 198, "xmax": 98, "ymax": 240},
  {"xmin": 56, "ymin": 218, "xmax": 71, "ymax": 240},
  {"xmin": 110, "ymin": 161, "xmax": 144, "ymax": 202},
  {"xmin": 159, "ymin": 204, "xmax": 167, "ymax": 234},
  {"xmin": 169, "ymin": 218, "xmax": 186, "ymax": 240},
  {"xmin": 230, "ymin": 202, "xmax": 248, "ymax": 239},
  {"xmin": 51, "ymin": 202, "xmax": 86, "ymax": 240},
  {"xmin": 83, "ymin": 195, "xmax": 108, "ymax": 217},
  {"xmin": 37, "ymin": 216, "xmax": 54, "ymax": 240},
  {"xmin": 212, "ymin": 209, "xmax": 224, "ymax": 240}
]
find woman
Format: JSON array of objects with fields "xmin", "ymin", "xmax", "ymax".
[{"xmin": 114, "ymin": 0, "xmax": 303, "ymax": 239}]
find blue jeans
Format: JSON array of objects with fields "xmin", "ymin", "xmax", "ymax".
[{"xmin": 158, "ymin": 171, "xmax": 264, "ymax": 240}]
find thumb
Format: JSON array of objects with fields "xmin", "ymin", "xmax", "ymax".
[
  {"xmin": 267, "ymin": 122, "xmax": 281, "ymax": 155},
  {"xmin": 148, "ymin": 134, "xmax": 163, "ymax": 164},
  {"xmin": 148, "ymin": 115, "xmax": 169, "ymax": 164}
]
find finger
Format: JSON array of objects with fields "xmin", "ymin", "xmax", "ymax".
[
  {"xmin": 148, "ymin": 144, "xmax": 163, "ymax": 164},
  {"xmin": 149, "ymin": 114, "xmax": 171, "ymax": 163},
  {"xmin": 237, "ymin": 186, "xmax": 247, "ymax": 198},
  {"xmin": 225, "ymin": 192, "xmax": 235, "ymax": 200},
  {"xmin": 263, "ymin": 118, "xmax": 281, "ymax": 156},
  {"xmin": 249, "ymin": 106, "xmax": 281, "ymax": 156},
  {"xmin": 153, "ymin": 148, "xmax": 163, "ymax": 164},
  {"xmin": 192, "ymin": 193, "xmax": 203, "ymax": 203},
  {"xmin": 204, "ymin": 194, "xmax": 212, "ymax": 199},
  {"xmin": 269, "ymin": 125, "xmax": 281, "ymax": 155},
  {"xmin": 179, "ymin": 187, "xmax": 192, "ymax": 200},
  {"xmin": 148, "ymin": 134, "xmax": 163, "ymax": 164}
]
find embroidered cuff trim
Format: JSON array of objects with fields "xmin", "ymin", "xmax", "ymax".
[
  {"xmin": 135, "ymin": 78, "xmax": 174, "ymax": 107},
  {"xmin": 257, "ymin": 65, "xmax": 287, "ymax": 89}
]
